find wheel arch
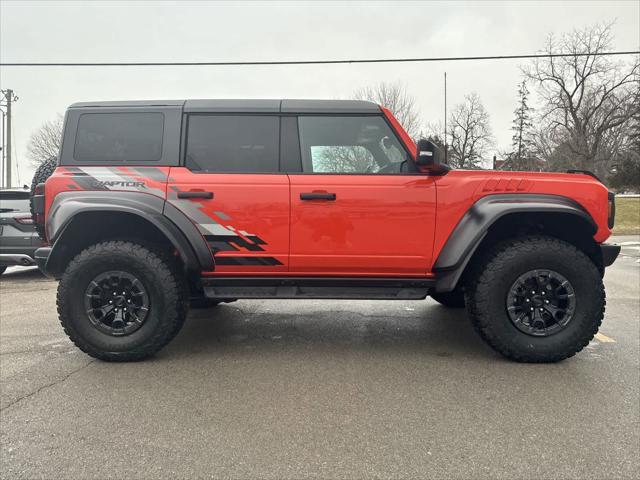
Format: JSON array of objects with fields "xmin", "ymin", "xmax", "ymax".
[
  {"xmin": 433, "ymin": 194, "xmax": 600, "ymax": 292},
  {"xmin": 44, "ymin": 191, "xmax": 213, "ymax": 277}
]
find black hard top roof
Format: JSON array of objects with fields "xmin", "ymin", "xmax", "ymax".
[{"xmin": 69, "ymin": 99, "xmax": 381, "ymax": 114}]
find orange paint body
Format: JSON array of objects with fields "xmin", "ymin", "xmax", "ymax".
[{"xmin": 43, "ymin": 110, "xmax": 611, "ymax": 277}]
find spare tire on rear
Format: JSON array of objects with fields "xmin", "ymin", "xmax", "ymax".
[{"xmin": 30, "ymin": 156, "xmax": 58, "ymax": 241}]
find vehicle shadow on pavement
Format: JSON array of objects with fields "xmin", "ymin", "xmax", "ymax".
[
  {"xmin": 163, "ymin": 300, "xmax": 498, "ymax": 362},
  {"xmin": 0, "ymin": 267, "xmax": 45, "ymax": 282}
]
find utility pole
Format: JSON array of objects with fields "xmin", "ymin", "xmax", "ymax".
[{"xmin": 1, "ymin": 89, "xmax": 17, "ymax": 187}]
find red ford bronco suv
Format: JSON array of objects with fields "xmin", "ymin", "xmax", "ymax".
[{"xmin": 31, "ymin": 99, "xmax": 619, "ymax": 363}]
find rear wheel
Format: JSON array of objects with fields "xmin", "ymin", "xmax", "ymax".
[
  {"xmin": 57, "ymin": 241, "xmax": 188, "ymax": 361},
  {"xmin": 465, "ymin": 236, "xmax": 604, "ymax": 363}
]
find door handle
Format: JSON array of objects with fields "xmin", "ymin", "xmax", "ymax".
[
  {"xmin": 300, "ymin": 192, "xmax": 336, "ymax": 201},
  {"xmin": 177, "ymin": 191, "xmax": 214, "ymax": 199}
]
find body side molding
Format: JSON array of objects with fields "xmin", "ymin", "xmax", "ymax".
[{"xmin": 433, "ymin": 194, "xmax": 598, "ymax": 293}]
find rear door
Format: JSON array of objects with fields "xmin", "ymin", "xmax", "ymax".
[
  {"xmin": 286, "ymin": 115, "xmax": 437, "ymax": 276},
  {"xmin": 167, "ymin": 113, "xmax": 289, "ymax": 273}
]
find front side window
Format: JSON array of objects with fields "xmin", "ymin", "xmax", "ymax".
[
  {"xmin": 74, "ymin": 113, "xmax": 164, "ymax": 162},
  {"xmin": 185, "ymin": 115, "xmax": 279, "ymax": 173},
  {"xmin": 298, "ymin": 116, "xmax": 409, "ymax": 174}
]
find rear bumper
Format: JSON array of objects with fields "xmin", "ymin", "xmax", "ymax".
[
  {"xmin": 0, "ymin": 253, "xmax": 36, "ymax": 267},
  {"xmin": 600, "ymin": 243, "xmax": 621, "ymax": 267},
  {"xmin": 34, "ymin": 246, "xmax": 52, "ymax": 274}
]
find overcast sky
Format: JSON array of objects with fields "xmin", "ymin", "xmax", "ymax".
[{"xmin": 1, "ymin": 0, "xmax": 638, "ymax": 184}]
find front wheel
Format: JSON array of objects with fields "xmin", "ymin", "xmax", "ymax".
[
  {"xmin": 57, "ymin": 241, "xmax": 188, "ymax": 361},
  {"xmin": 465, "ymin": 236, "xmax": 605, "ymax": 363}
]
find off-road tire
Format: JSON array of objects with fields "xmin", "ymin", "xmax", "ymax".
[
  {"xmin": 57, "ymin": 241, "xmax": 188, "ymax": 361},
  {"xmin": 430, "ymin": 289, "xmax": 465, "ymax": 308},
  {"xmin": 29, "ymin": 156, "xmax": 58, "ymax": 241},
  {"xmin": 465, "ymin": 236, "xmax": 605, "ymax": 363}
]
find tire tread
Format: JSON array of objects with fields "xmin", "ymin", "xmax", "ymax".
[
  {"xmin": 465, "ymin": 235, "xmax": 605, "ymax": 363},
  {"xmin": 57, "ymin": 241, "xmax": 188, "ymax": 361}
]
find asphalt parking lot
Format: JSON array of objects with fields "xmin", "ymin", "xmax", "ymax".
[{"xmin": 1, "ymin": 236, "xmax": 638, "ymax": 479}]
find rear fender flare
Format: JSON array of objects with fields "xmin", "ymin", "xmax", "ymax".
[{"xmin": 45, "ymin": 191, "xmax": 213, "ymax": 275}]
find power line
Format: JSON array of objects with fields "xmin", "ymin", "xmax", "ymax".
[{"xmin": 1, "ymin": 51, "xmax": 638, "ymax": 67}]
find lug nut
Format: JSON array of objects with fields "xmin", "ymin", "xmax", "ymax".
[
  {"xmin": 539, "ymin": 308, "xmax": 544, "ymax": 312},
  {"xmin": 545, "ymin": 300, "xmax": 549, "ymax": 304},
  {"xmin": 532, "ymin": 290, "xmax": 536, "ymax": 294},
  {"xmin": 530, "ymin": 307, "xmax": 534, "ymax": 311},
  {"xmin": 109, "ymin": 300, "xmax": 113, "ymax": 304},
  {"xmin": 526, "ymin": 298, "xmax": 530, "ymax": 302}
]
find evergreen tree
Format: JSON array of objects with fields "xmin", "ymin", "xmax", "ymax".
[{"xmin": 504, "ymin": 80, "xmax": 536, "ymax": 170}]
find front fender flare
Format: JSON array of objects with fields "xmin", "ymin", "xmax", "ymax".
[{"xmin": 432, "ymin": 194, "xmax": 597, "ymax": 292}]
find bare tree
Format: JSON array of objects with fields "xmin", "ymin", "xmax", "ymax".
[
  {"xmin": 27, "ymin": 114, "xmax": 64, "ymax": 166},
  {"xmin": 422, "ymin": 121, "xmax": 444, "ymax": 143},
  {"xmin": 608, "ymin": 108, "xmax": 640, "ymax": 191},
  {"xmin": 314, "ymin": 145, "xmax": 377, "ymax": 173},
  {"xmin": 354, "ymin": 81, "xmax": 421, "ymax": 139},
  {"xmin": 448, "ymin": 93, "xmax": 494, "ymax": 169},
  {"xmin": 524, "ymin": 23, "xmax": 640, "ymax": 177}
]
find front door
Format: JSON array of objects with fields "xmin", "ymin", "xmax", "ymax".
[
  {"xmin": 288, "ymin": 115, "xmax": 437, "ymax": 276},
  {"xmin": 168, "ymin": 114, "xmax": 289, "ymax": 274}
]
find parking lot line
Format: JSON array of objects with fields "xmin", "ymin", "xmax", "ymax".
[{"xmin": 594, "ymin": 332, "xmax": 616, "ymax": 343}]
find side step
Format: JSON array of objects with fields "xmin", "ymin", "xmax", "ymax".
[{"xmin": 201, "ymin": 277, "xmax": 434, "ymax": 300}]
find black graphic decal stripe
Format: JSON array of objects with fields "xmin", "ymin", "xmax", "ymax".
[
  {"xmin": 250, "ymin": 236, "xmax": 267, "ymax": 245},
  {"xmin": 204, "ymin": 235, "xmax": 266, "ymax": 252},
  {"xmin": 215, "ymin": 256, "xmax": 283, "ymax": 266},
  {"xmin": 207, "ymin": 241, "xmax": 239, "ymax": 252}
]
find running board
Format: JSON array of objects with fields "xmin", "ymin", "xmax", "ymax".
[{"xmin": 201, "ymin": 277, "xmax": 433, "ymax": 300}]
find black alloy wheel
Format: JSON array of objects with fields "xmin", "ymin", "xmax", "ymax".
[
  {"xmin": 506, "ymin": 269, "xmax": 576, "ymax": 337},
  {"xmin": 84, "ymin": 270, "xmax": 150, "ymax": 336}
]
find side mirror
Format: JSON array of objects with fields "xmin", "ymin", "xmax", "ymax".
[{"xmin": 415, "ymin": 139, "xmax": 450, "ymax": 174}]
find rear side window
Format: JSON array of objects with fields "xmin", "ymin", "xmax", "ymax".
[
  {"xmin": 74, "ymin": 113, "xmax": 164, "ymax": 162},
  {"xmin": 185, "ymin": 115, "xmax": 279, "ymax": 173}
]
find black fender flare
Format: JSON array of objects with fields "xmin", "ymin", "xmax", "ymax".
[
  {"xmin": 44, "ymin": 191, "xmax": 213, "ymax": 275},
  {"xmin": 433, "ymin": 194, "xmax": 597, "ymax": 292}
]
